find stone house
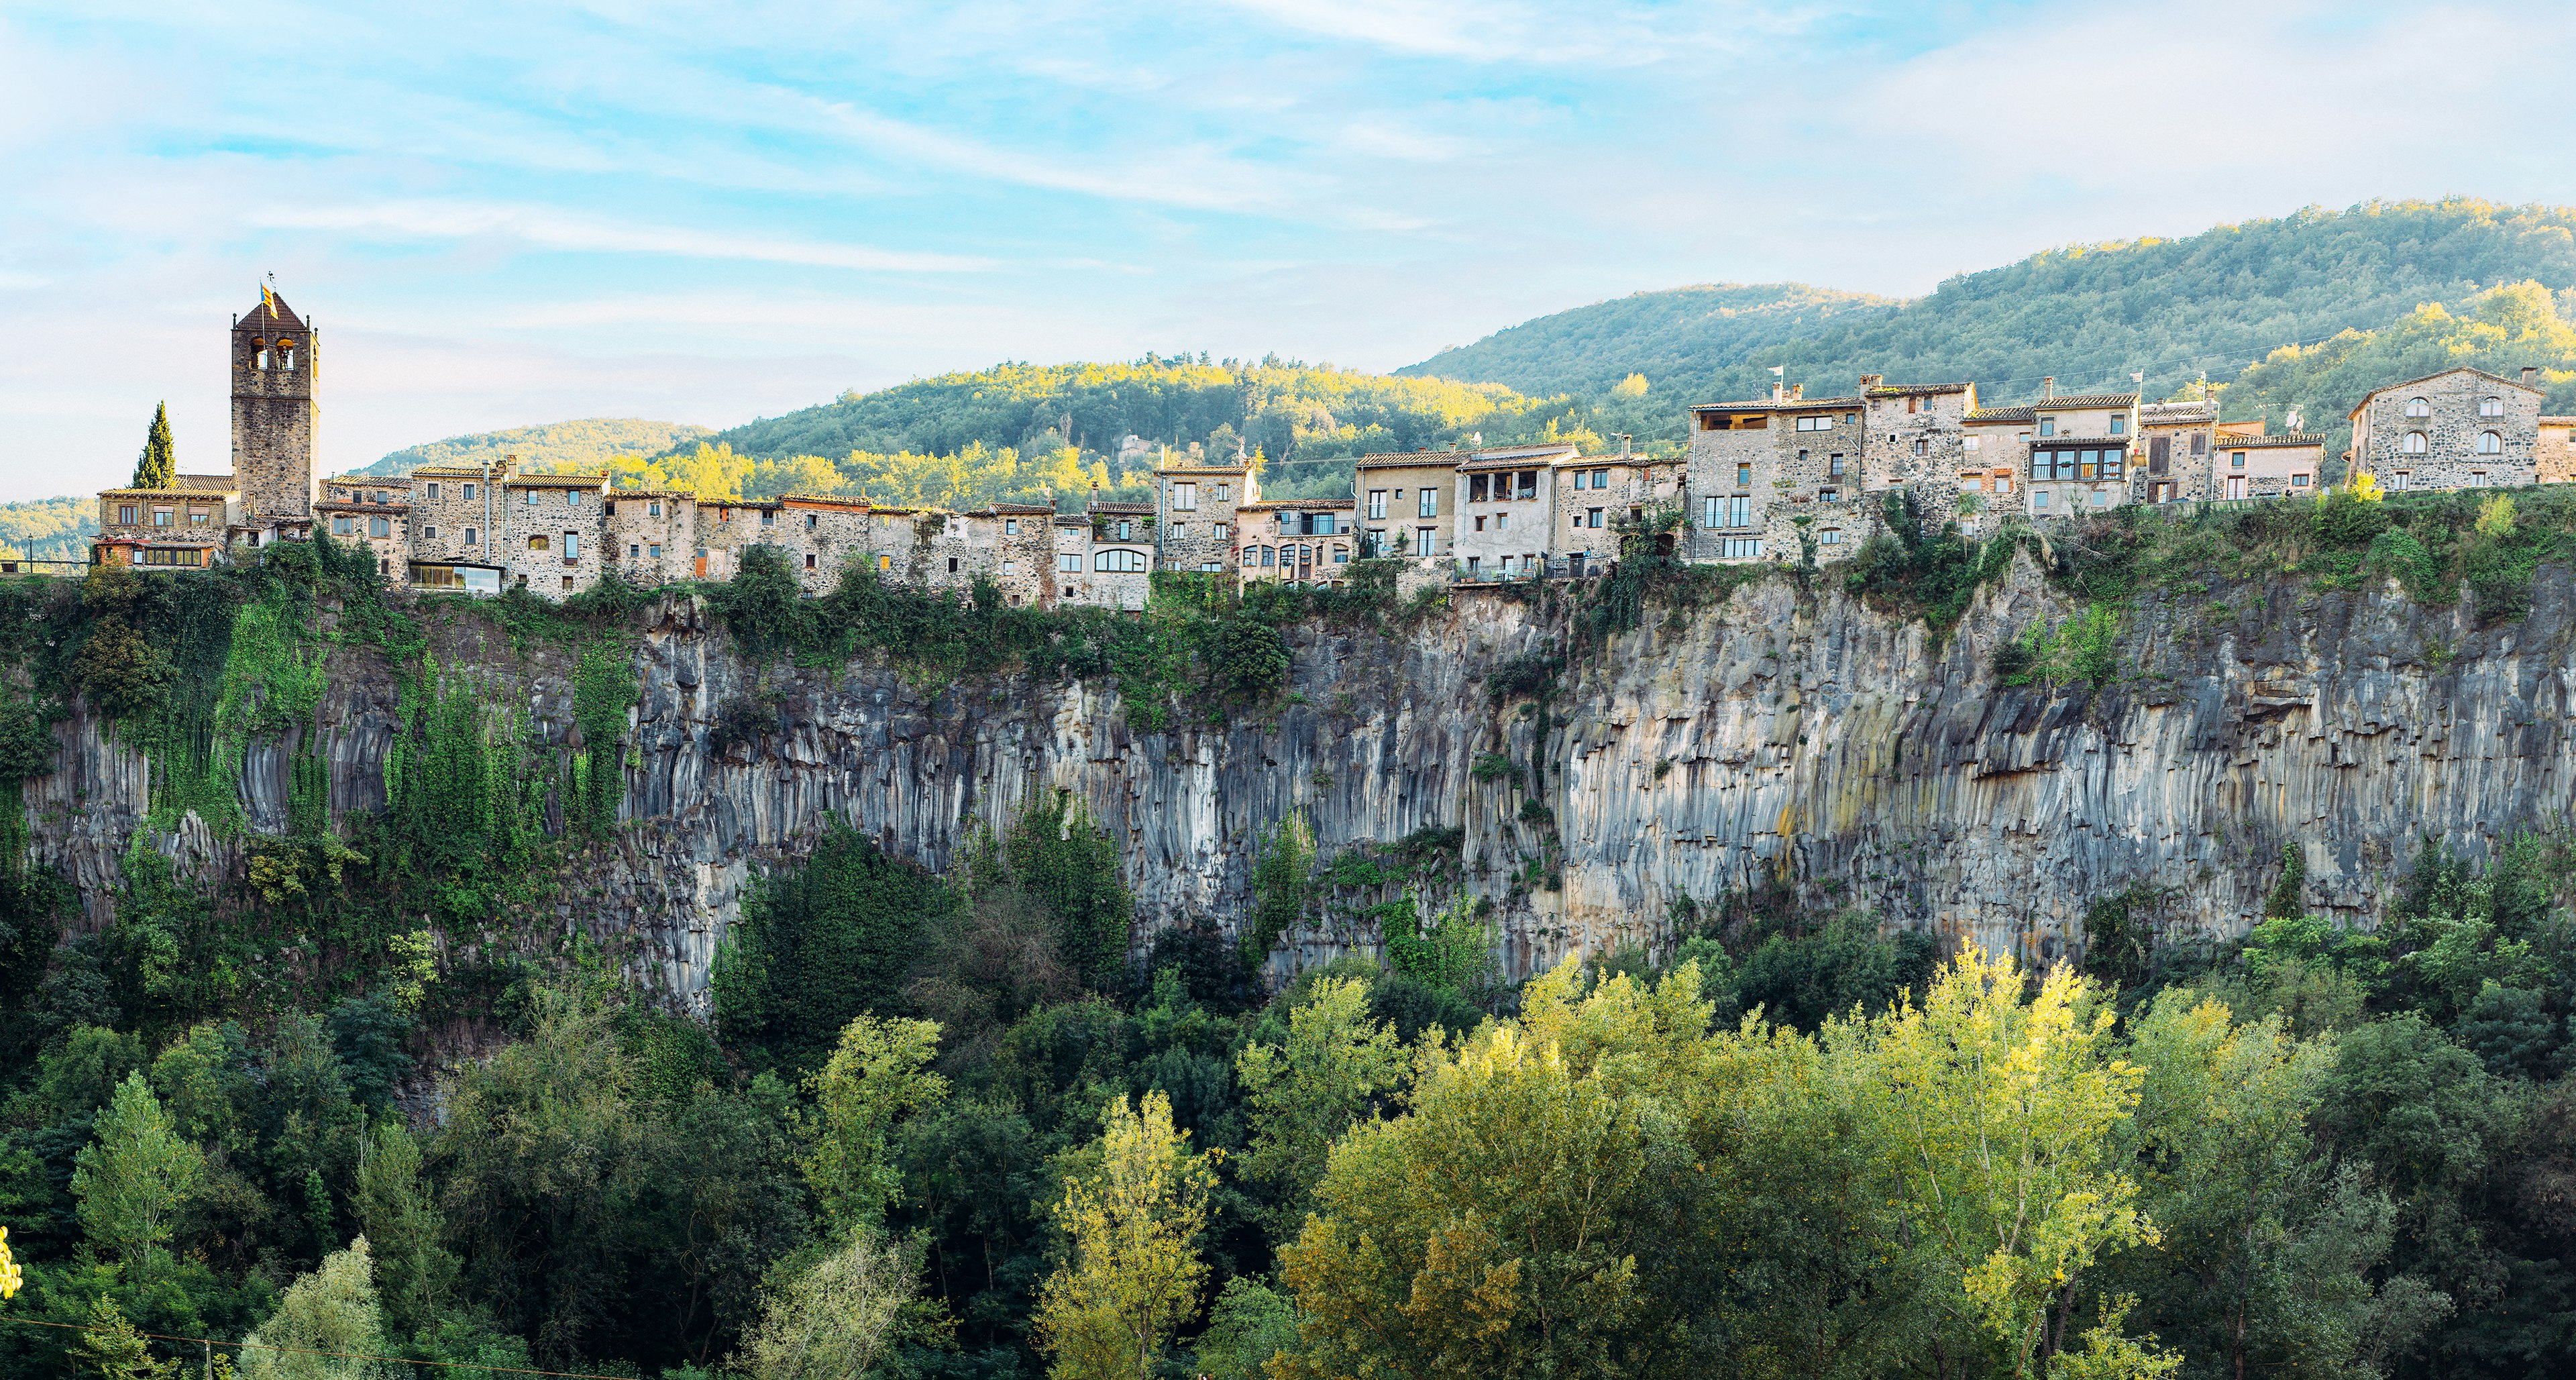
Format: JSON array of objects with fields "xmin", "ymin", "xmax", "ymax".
[
  {"xmin": 499, "ymin": 472, "xmax": 610, "ymax": 596},
  {"xmin": 1354, "ymin": 452, "xmax": 1462, "ymax": 559},
  {"xmin": 1235, "ymin": 498, "xmax": 1356, "ymax": 584},
  {"xmin": 2348, "ymin": 366, "xmax": 2544, "ymax": 491},
  {"xmin": 1154, "ymin": 462, "xmax": 1255, "ymax": 571},
  {"xmin": 2214, "ymin": 434, "xmax": 2326, "ymax": 500},
  {"xmin": 1550, "ymin": 449, "xmax": 1684, "ymax": 573},
  {"xmin": 1685, "ymin": 384, "xmax": 1868, "ymax": 563},
  {"xmin": 602, "ymin": 489, "xmax": 698, "ymax": 585},
  {"xmin": 230, "ymin": 290, "xmax": 319, "ymax": 526},
  {"xmin": 1860, "ymin": 377, "xmax": 1979, "ymax": 524},
  {"xmin": 1047, "ymin": 504, "xmax": 1154, "ymax": 609},
  {"xmin": 1450, "ymin": 445, "xmax": 1575, "ymax": 578},
  {"xmin": 2540, "ymin": 415, "xmax": 2576, "ymax": 483},
  {"xmin": 2017, "ymin": 388, "xmax": 2140, "ymax": 521},
  {"xmin": 93, "ymin": 472, "xmax": 237, "ymax": 572},
  {"xmin": 315, "ymin": 476, "xmax": 411, "ymax": 582},
  {"xmin": 403, "ymin": 463, "xmax": 511, "ymax": 591},
  {"xmin": 2132, "ymin": 400, "xmax": 2220, "ymax": 505}
]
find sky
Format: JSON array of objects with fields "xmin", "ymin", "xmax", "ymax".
[{"xmin": 4, "ymin": 0, "xmax": 2574, "ymax": 500}]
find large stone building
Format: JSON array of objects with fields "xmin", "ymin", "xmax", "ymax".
[
  {"xmin": 2348, "ymin": 366, "xmax": 2545, "ymax": 491},
  {"xmin": 232, "ymin": 289, "xmax": 319, "ymax": 529}
]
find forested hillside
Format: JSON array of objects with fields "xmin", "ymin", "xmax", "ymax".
[
  {"xmin": 350, "ymin": 418, "xmax": 712, "ymax": 479},
  {"xmin": 1405, "ymin": 198, "xmax": 2576, "ymax": 433},
  {"xmin": 0, "ymin": 497, "xmax": 97, "ymax": 562}
]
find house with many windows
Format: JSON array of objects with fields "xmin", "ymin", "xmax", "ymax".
[{"xmin": 2348, "ymin": 367, "xmax": 2545, "ymax": 491}]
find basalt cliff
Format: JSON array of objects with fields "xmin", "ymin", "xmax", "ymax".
[{"xmin": 26, "ymin": 555, "xmax": 2576, "ymax": 1006}]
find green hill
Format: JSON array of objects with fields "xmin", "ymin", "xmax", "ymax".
[
  {"xmin": 0, "ymin": 495, "xmax": 97, "ymax": 561},
  {"xmin": 349, "ymin": 417, "xmax": 712, "ymax": 478},
  {"xmin": 667, "ymin": 358, "xmax": 1583, "ymax": 498},
  {"xmin": 1403, "ymin": 199, "xmax": 2576, "ymax": 436}
]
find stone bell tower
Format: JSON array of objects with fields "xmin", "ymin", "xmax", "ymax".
[{"xmin": 231, "ymin": 284, "xmax": 319, "ymax": 521}]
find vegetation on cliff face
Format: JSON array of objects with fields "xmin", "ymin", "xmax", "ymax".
[{"xmin": 3, "ymin": 529, "xmax": 2575, "ymax": 1380}]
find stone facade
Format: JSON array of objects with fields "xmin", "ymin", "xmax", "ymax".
[
  {"xmin": 1450, "ymin": 447, "xmax": 1571, "ymax": 578},
  {"xmin": 315, "ymin": 476, "xmax": 412, "ymax": 582},
  {"xmin": 1862, "ymin": 377, "xmax": 1979, "ymax": 526},
  {"xmin": 2540, "ymin": 417, "xmax": 2576, "ymax": 484},
  {"xmin": 2133, "ymin": 401, "xmax": 2219, "ymax": 505},
  {"xmin": 2349, "ymin": 367, "xmax": 2543, "ymax": 491},
  {"xmin": 1153, "ymin": 464, "xmax": 1254, "ymax": 571},
  {"xmin": 2017, "ymin": 390, "xmax": 2140, "ymax": 521},
  {"xmin": 231, "ymin": 293, "xmax": 318, "ymax": 523},
  {"xmin": 1354, "ymin": 453, "xmax": 1462, "ymax": 559},
  {"xmin": 2213, "ymin": 435, "xmax": 2326, "ymax": 500},
  {"xmin": 1549, "ymin": 452, "xmax": 1683, "ymax": 570},
  {"xmin": 1236, "ymin": 500, "xmax": 1356, "ymax": 584},
  {"xmin": 500, "ymin": 474, "xmax": 611, "ymax": 596},
  {"xmin": 1684, "ymin": 387, "xmax": 1873, "ymax": 564},
  {"xmin": 603, "ymin": 490, "xmax": 700, "ymax": 586}
]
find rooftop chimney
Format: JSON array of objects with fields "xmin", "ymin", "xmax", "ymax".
[
  {"xmin": 2041, "ymin": 376, "xmax": 2055, "ymax": 401},
  {"xmin": 2524, "ymin": 366, "xmax": 2540, "ymax": 388},
  {"xmin": 1772, "ymin": 380, "xmax": 1784, "ymax": 404},
  {"xmin": 1790, "ymin": 382, "xmax": 1805, "ymax": 401},
  {"xmin": 1620, "ymin": 433, "xmax": 1631, "ymax": 459},
  {"xmin": 1857, "ymin": 374, "xmax": 1883, "ymax": 388}
]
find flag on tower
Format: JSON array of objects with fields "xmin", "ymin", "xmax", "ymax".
[{"xmin": 1770, "ymin": 366, "xmax": 1785, "ymax": 378}]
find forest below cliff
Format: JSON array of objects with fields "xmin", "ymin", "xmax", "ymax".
[{"xmin": 4, "ymin": 484, "xmax": 2576, "ymax": 1380}]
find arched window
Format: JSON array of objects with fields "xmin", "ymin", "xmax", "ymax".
[
  {"xmin": 1240, "ymin": 548, "xmax": 1256, "ymax": 566},
  {"xmin": 2479, "ymin": 396, "xmax": 2503, "ymax": 418},
  {"xmin": 278, "ymin": 339, "xmax": 297, "ymax": 370},
  {"xmin": 1093, "ymin": 548, "xmax": 1146, "ymax": 573},
  {"xmin": 1260, "ymin": 547, "xmax": 1275, "ymax": 566},
  {"xmin": 2403, "ymin": 431, "xmax": 2428, "ymax": 455},
  {"xmin": 2477, "ymin": 431, "xmax": 2503, "ymax": 454},
  {"xmin": 2403, "ymin": 397, "xmax": 2430, "ymax": 418},
  {"xmin": 253, "ymin": 341, "xmax": 270, "ymax": 370}
]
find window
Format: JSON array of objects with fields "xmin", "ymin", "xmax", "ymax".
[
  {"xmin": 1416, "ymin": 527, "xmax": 1436, "ymax": 553},
  {"xmin": 2480, "ymin": 396, "xmax": 2504, "ymax": 418},
  {"xmin": 1913, "ymin": 438, "xmax": 1927, "ymax": 457},
  {"xmin": 1820, "ymin": 528, "xmax": 1841, "ymax": 545},
  {"xmin": 804, "ymin": 513, "xmax": 816, "ymax": 529},
  {"xmin": 1571, "ymin": 471, "xmax": 1586, "ymax": 491},
  {"xmin": 1702, "ymin": 496, "xmax": 1721, "ymax": 528},
  {"xmin": 1964, "ymin": 436, "xmax": 1982, "ymax": 453},
  {"xmin": 1735, "ymin": 462, "xmax": 1752, "ymax": 487},
  {"xmin": 1116, "ymin": 520, "xmax": 1132, "ymax": 540},
  {"xmin": 1495, "ymin": 512, "xmax": 1509, "ymax": 531},
  {"xmin": 2232, "ymin": 452, "xmax": 2247, "ymax": 469},
  {"xmin": 1721, "ymin": 537, "xmax": 1764, "ymax": 559},
  {"xmin": 529, "ymin": 535, "xmax": 549, "ymax": 551},
  {"xmin": 760, "ymin": 509, "xmax": 774, "ymax": 526},
  {"xmin": 1214, "ymin": 484, "xmax": 1228, "ymax": 500},
  {"xmin": 1260, "ymin": 547, "xmax": 1276, "ymax": 566},
  {"xmin": 1588, "ymin": 508, "xmax": 1603, "ymax": 528},
  {"xmin": 465, "ymin": 527, "xmax": 479, "ymax": 546},
  {"xmin": 1173, "ymin": 482, "xmax": 1198, "ymax": 511},
  {"xmin": 649, "ymin": 544, "xmax": 661, "ymax": 560},
  {"xmin": 2108, "ymin": 415, "xmax": 2127, "ymax": 435},
  {"xmin": 1515, "ymin": 471, "xmax": 1537, "ymax": 500},
  {"xmin": 1417, "ymin": 489, "xmax": 1437, "ymax": 518},
  {"xmin": 1843, "ymin": 413, "xmax": 1857, "ymax": 425},
  {"xmin": 2477, "ymin": 431, "xmax": 2503, "ymax": 454},
  {"xmin": 2391, "ymin": 471, "xmax": 2412, "ymax": 490},
  {"xmin": 1473, "ymin": 516, "xmax": 1486, "ymax": 533},
  {"xmin": 152, "ymin": 508, "xmax": 172, "ymax": 527},
  {"xmin": 1005, "ymin": 519, "xmax": 1019, "ymax": 535},
  {"xmin": 255, "ymin": 346, "xmax": 270, "ymax": 370},
  {"xmin": 2034, "ymin": 491, "xmax": 2049, "ymax": 509},
  {"xmin": 631, "ymin": 543, "xmax": 641, "ymax": 560},
  {"xmin": 2292, "ymin": 474, "xmax": 2311, "ymax": 488},
  {"xmin": 2471, "ymin": 472, "xmax": 2490, "ymax": 487},
  {"xmin": 649, "ymin": 500, "xmax": 661, "ymax": 517},
  {"xmin": 1819, "ymin": 488, "xmax": 1839, "ymax": 504},
  {"xmin": 2403, "ymin": 432, "xmax": 2428, "ymax": 454},
  {"xmin": 1368, "ymin": 488, "xmax": 1387, "ymax": 517},
  {"xmin": 1334, "ymin": 547, "xmax": 1350, "ymax": 564},
  {"xmin": 369, "ymin": 516, "xmax": 390, "ymax": 538},
  {"xmin": 2404, "ymin": 396, "xmax": 2431, "ymax": 418},
  {"xmin": 427, "ymin": 482, "xmax": 441, "ymax": 501},
  {"xmin": 1311, "ymin": 513, "xmax": 1338, "ymax": 536},
  {"xmin": 2226, "ymin": 476, "xmax": 2247, "ymax": 499},
  {"xmin": 568, "ymin": 490, "xmax": 582, "ymax": 509},
  {"xmin": 2092, "ymin": 489, "xmax": 2110, "ymax": 507},
  {"xmin": 1795, "ymin": 415, "xmax": 1832, "ymax": 431},
  {"xmin": 2039, "ymin": 417, "xmax": 2058, "ymax": 437},
  {"xmin": 2149, "ymin": 436, "xmax": 2170, "ymax": 474},
  {"xmin": 947, "ymin": 557, "xmax": 959, "ymax": 573},
  {"xmin": 464, "ymin": 483, "xmax": 477, "ymax": 501},
  {"xmin": 1058, "ymin": 553, "xmax": 1081, "ymax": 573},
  {"xmin": 333, "ymin": 516, "xmax": 354, "ymax": 536},
  {"xmin": 1005, "ymin": 560, "xmax": 1019, "ymax": 575},
  {"xmin": 1827, "ymin": 454, "xmax": 1845, "ymax": 478},
  {"xmin": 1470, "ymin": 474, "xmax": 1489, "ymax": 502},
  {"xmin": 1214, "ymin": 523, "xmax": 1229, "ymax": 539},
  {"xmin": 424, "ymin": 525, "xmax": 438, "ymax": 539},
  {"xmin": 117, "ymin": 505, "xmax": 136, "ymax": 525},
  {"xmin": 525, "ymin": 489, "xmax": 537, "ymax": 505},
  {"xmin": 1729, "ymin": 495, "xmax": 1751, "ymax": 527},
  {"xmin": 1591, "ymin": 468, "xmax": 1608, "ymax": 487},
  {"xmin": 563, "ymin": 532, "xmax": 579, "ymax": 560},
  {"xmin": 2190, "ymin": 433, "xmax": 2206, "ymax": 456}
]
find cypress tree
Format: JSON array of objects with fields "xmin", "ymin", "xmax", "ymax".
[{"xmin": 133, "ymin": 402, "xmax": 176, "ymax": 488}]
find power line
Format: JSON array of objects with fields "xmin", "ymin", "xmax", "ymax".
[{"xmin": 0, "ymin": 1314, "xmax": 644, "ymax": 1380}]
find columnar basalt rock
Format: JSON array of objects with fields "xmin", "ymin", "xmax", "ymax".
[{"xmin": 27, "ymin": 559, "xmax": 2576, "ymax": 1012}]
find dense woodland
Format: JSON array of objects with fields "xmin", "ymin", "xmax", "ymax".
[{"xmin": 3, "ymin": 481, "xmax": 2576, "ymax": 1380}]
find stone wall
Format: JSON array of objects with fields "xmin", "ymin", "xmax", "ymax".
[
  {"xmin": 2355, "ymin": 370, "xmax": 2542, "ymax": 490},
  {"xmin": 230, "ymin": 321, "xmax": 317, "ymax": 521}
]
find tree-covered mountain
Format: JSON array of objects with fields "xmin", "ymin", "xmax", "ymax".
[
  {"xmin": 665, "ymin": 358, "xmax": 1589, "ymax": 498},
  {"xmin": 350, "ymin": 417, "xmax": 712, "ymax": 479},
  {"xmin": 0, "ymin": 496, "xmax": 98, "ymax": 561},
  {"xmin": 1403, "ymin": 199, "xmax": 2576, "ymax": 431}
]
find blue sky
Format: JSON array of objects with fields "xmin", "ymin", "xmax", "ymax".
[{"xmin": 5, "ymin": 0, "xmax": 2573, "ymax": 498}]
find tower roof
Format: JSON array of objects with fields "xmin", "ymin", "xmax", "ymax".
[{"xmin": 237, "ymin": 291, "xmax": 306, "ymax": 333}]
